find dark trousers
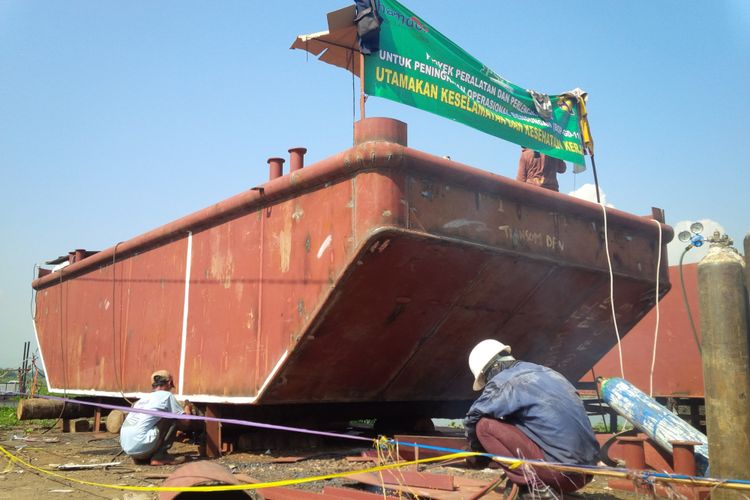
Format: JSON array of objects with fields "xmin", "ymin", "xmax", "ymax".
[
  {"xmin": 130, "ymin": 418, "xmax": 178, "ymax": 460},
  {"xmin": 475, "ymin": 418, "xmax": 590, "ymax": 493}
]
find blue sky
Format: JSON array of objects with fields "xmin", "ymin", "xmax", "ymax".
[{"xmin": 1, "ymin": 1, "xmax": 748, "ymax": 368}]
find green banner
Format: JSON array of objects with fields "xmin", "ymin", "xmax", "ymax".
[{"xmin": 364, "ymin": 0, "xmax": 586, "ymax": 165}]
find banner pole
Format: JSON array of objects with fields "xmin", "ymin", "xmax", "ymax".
[
  {"xmin": 590, "ymin": 154, "xmax": 601, "ymax": 204},
  {"xmin": 359, "ymin": 52, "xmax": 366, "ymax": 119},
  {"xmin": 576, "ymin": 97, "xmax": 600, "ymax": 204}
]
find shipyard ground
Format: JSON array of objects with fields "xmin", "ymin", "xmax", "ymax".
[{"xmin": 0, "ymin": 423, "xmax": 637, "ymax": 500}]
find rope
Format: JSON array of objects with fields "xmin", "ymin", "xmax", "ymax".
[
  {"xmin": 648, "ymin": 220, "xmax": 663, "ymax": 397},
  {"xmin": 600, "ymin": 203, "xmax": 624, "ymax": 379}
]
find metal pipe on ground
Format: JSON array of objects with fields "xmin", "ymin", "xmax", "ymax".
[{"xmin": 698, "ymin": 240, "xmax": 750, "ymax": 497}]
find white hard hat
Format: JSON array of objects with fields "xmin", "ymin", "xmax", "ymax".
[{"xmin": 469, "ymin": 339, "xmax": 511, "ymax": 391}]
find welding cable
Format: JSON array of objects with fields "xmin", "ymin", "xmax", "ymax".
[
  {"xmin": 4, "ymin": 441, "xmax": 750, "ymax": 494},
  {"xmin": 679, "ymin": 246, "xmax": 703, "ymax": 357},
  {"xmin": 600, "ymin": 203, "xmax": 625, "ymax": 379},
  {"xmin": 648, "ymin": 219, "xmax": 663, "ymax": 397},
  {"xmin": 110, "ymin": 241, "xmax": 134, "ymax": 405}
]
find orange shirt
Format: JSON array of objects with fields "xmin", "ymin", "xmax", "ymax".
[{"xmin": 516, "ymin": 148, "xmax": 567, "ymax": 192}]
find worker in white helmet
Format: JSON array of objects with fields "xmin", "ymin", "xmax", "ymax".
[{"xmin": 464, "ymin": 339, "xmax": 599, "ymax": 497}]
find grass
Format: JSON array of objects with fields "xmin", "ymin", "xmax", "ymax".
[
  {"xmin": 0, "ymin": 405, "xmax": 18, "ymax": 427},
  {"xmin": 592, "ymin": 420, "xmax": 632, "ymax": 433},
  {"xmin": 0, "ymin": 399, "xmax": 60, "ymax": 432},
  {"xmin": 0, "ymin": 376, "xmax": 59, "ymax": 431}
]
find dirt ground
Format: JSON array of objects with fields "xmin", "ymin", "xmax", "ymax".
[{"xmin": 0, "ymin": 423, "xmax": 636, "ymax": 500}]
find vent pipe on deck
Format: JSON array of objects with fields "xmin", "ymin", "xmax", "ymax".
[
  {"xmin": 354, "ymin": 117, "xmax": 408, "ymax": 146},
  {"xmin": 288, "ymin": 147, "xmax": 307, "ymax": 173},
  {"xmin": 267, "ymin": 157, "xmax": 285, "ymax": 180}
]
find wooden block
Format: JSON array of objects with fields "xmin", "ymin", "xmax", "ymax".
[
  {"xmin": 73, "ymin": 419, "xmax": 91, "ymax": 432},
  {"xmin": 105, "ymin": 410, "xmax": 125, "ymax": 434}
]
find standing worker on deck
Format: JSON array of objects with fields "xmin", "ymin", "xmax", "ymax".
[
  {"xmin": 120, "ymin": 370, "xmax": 192, "ymax": 466},
  {"xmin": 464, "ymin": 339, "xmax": 599, "ymax": 497},
  {"xmin": 516, "ymin": 147, "xmax": 567, "ymax": 192}
]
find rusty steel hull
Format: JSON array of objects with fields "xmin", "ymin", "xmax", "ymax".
[
  {"xmin": 32, "ymin": 121, "xmax": 672, "ymax": 412},
  {"xmin": 580, "ymin": 263, "xmax": 703, "ymax": 398}
]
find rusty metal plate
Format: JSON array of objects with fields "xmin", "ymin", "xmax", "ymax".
[
  {"xmin": 262, "ymin": 227, "xmax": 665, "ymax": 404},
  {"xmin": 581, "ymin": 264, "xmax": 703, "ymax": 397},
  {"xmin": 35, "ymin": 239, "xmax": 187, "ymax": 393}
]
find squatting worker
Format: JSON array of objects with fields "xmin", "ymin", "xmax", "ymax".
[
  {"xmin": 120, "ymin": 370, "xmax": 192, "ymax": 466},
  {"xmin": 516, "ymin": 147, "xmax": 567, "ymax": 192},
  {"xmin": 464, "ymin": 339, "xmax": 599, "ymax": 496}
]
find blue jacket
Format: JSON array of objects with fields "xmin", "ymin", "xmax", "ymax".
[{"xmin": 464, "ymin": 361, "xmax": 599, "ymax": 465}]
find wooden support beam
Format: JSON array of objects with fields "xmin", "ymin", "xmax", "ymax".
[{"xmin": 17, "ymin": 398, "xmax": 94, "ymax": 420}]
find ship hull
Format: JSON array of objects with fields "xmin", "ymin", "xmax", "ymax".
[{"xmin": 32, "ymin": 119, "xmax": 672, "ymax": 415}]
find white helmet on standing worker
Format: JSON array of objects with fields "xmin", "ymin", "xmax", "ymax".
[{"xmin": 469, "ymin": 339, "xmax": 511, "ymax": 391}]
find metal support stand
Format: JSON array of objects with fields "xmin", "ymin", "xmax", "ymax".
[
  {"xmin": 671, "ymin": 440, "xmax": 708, "ymax": 500},
  {"xmin": 204, "ymin": 405, "xmax": 222, "ymax": 458},
  {"xmin": 608, "ymin": 435, "xmax": 654, "ymax": 496},
  {"xmin": 359, "ymin": 52, "xmax": 366, "ymax": 119},
  {"xmin": 93, "ymin": 405, "xmax": 102, "ymax": 433}
]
